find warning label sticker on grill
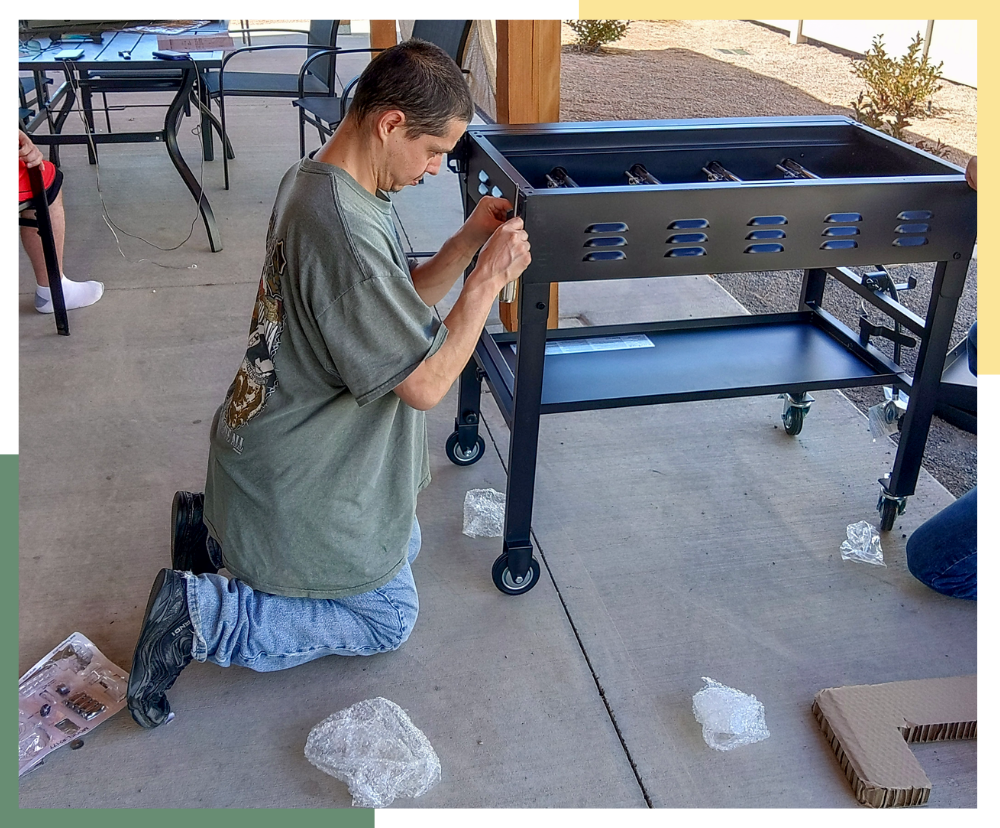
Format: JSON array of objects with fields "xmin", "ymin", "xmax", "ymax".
[{"xmin": 543, "ymin": 334, "xmax": 654, "ymax": 356}]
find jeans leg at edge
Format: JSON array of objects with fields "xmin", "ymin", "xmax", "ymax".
[{"xmin": 906, "ymin": 488, "xmax": 977, "ymax": 600}]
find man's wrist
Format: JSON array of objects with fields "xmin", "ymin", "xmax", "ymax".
[{"xmin": 449, "ymin": 226, "xmax": 484, "ymax": 263}]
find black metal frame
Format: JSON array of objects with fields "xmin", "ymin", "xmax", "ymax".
[{"xmin": 446, "ymin": 116, "xmax": 977, "ymax": 595}]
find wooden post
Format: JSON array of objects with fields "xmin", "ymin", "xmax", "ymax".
[
  {"xmin": 496, "ymin": 20, "xmax": 561, "ymax": 332},
  {"xmin": 369, "ymin": 20, "xmax": 397, "ymax": 50}
]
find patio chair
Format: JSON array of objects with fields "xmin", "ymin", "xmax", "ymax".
[
  {"xmin": 19, "ymin": 164, "xmax": 68, "ymax": 336},
  {"xmin": 201, "ymin": 20, "xmax": 343, "ymax": 188},
  {"xmin": 292, "ymin": 20, "xmax": 473, "ymax": 159}
]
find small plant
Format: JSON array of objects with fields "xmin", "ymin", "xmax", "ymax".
[
  {"xmin": 912, "ymin": 136, "xmax": 953, "ymax": 161},
  {"xmin": 565, "ymin": 19, "xmax": 630, "ymax": 53},
  {"xmin": 851, "ymin": 32, "xmax": 944, "ymax": 140}
]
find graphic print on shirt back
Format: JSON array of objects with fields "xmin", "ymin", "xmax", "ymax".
[{"xmin": 220, "ymin": 215, "xmax": 286, "ymax": 453}]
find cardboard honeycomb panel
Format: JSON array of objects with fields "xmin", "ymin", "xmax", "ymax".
[{"xmin": 813, "ymin": 675, "xmax": 976, "ymax": 807}]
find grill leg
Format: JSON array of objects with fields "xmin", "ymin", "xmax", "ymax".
[
  {"xmin": 500, "ymin": 280, "xmax": 550, "ymax": 591},
  {"xmin": 883, "ymin": 258, "xmax": 970, "ymax": 502}
]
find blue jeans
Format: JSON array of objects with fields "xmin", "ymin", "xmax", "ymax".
[
  {"xmin": 906, "ymin": 488, "xmax": 977, "ymax": 600},
  {"xmin": 185, "ymin": 518, "xmax": 421, "ymax": 671},
  {"xmin": 967, "ymin": 321, "xmax": 977, "ymax": 375}
]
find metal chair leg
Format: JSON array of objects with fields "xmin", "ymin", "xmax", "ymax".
[{"xmin": 221, "ymin": 94, "xmax": 231, "ymax": 189}]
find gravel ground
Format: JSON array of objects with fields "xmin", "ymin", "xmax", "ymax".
[{"xmin": 559, "ymin": 20, "xmax": 977, "ymax": 496}]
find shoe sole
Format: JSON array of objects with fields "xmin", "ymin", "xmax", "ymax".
[
  {"xmin": 170, "ymin": 491, "xmax": 185, "ymax": 570},
  {"xmin": 171, "ymin": 491, "xmax": 218, "ymax": 575}
]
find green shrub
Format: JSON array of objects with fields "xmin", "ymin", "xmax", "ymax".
[
  {"xmin": 851, "ymin": 33, "xmax": 944, "ymax": 141},
  {"xmin": 565, "ymin": 20, "xmax": 630, "ymax": 53}
]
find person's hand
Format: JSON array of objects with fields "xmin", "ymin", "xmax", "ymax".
[
  {"xmin": 19, "ymin": 130, "xmax": 44, "ymax": 169},
  {"xmin": 463, "ymin": 195, "xmax": 513, "ymax": 252},
  {"xmin": 474, "ymin": 216, "xmax": 531, "ymax": 294},
  {"xmin": 965, "ymin": 155, "xmax": 977, "ymax": 191}
]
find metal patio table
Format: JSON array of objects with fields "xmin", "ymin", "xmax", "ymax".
[
  {"xmin": 19, "ymin": 26, "xmax": 227, "ymax": 252},
  {"xmin": 445, "ymin": 116, "xmax": 977, "ymax": 596}
]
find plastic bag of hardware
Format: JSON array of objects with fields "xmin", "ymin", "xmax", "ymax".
[
  {"xmin": 840, "ymin": 520, "xmax": 886, "ymax": 566},
  {"xmin": 868, "ymin": 387, "xmax": 908, "ymax": 440},
  {"xmin": 304, "ymin": 697, "xmax": 441, "ymax": 808},
  {"xmin": 692, "ymin": 677, "xmax": 770, "ymax": 751},
  {"xmin": 19, "ymin": 632, "xmax": 129, "ymax": 777},
  {"xmin": 462, "ymin": 487, "xmax": 506, "ymax": 538}
]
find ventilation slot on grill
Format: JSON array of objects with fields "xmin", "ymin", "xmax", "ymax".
[
  {"xmin": 822, "ymin": 226, "xmax": 859, "ymax": 237},
  {"xmin": 665, "ymin": 247, "xmax": 707, "ymax": 257},
  {"xmin": 898, "ymin": 210, "xmax": 933, "ymax": 221},
  {"xmin": 584, "ymin": 250, "xmax": 627, "ymax": 262},
  {"xmin": 895, "ymin": 223, "xmax": 930, "ymax": 234},
  {"xmin": 746, "ymin": 229, "xmax": 785, "ymax": 240},
  {"xmin": 892, "ymin": 236, "xmax": 928, "ymax": 247},
  {"xmin": 748, "ymin": 215, "xmax": 787, "ymax": 226},
  {"xmin": 824, "ymin": 212, "xmax": 862, "ymax": 223},
  {"xmin": 585, "ymin": 222, "xmax": 629, "ymax": 234},
  {"xmin": 821, "ymin": 239, "xmax": 858, "ymax": 250},
  {"xmin": 584, "ymin": 236, "xmax": 627, "ymax": 248},
  {"xmin": 668, "ymin": 218, "xmax": 710, "ymax": 230},
  {"xmin": 744, "ymin": 243, "xmax": 784, "ymax": 254},
  {"xmin": 667, "ymin": 232, "xmax": 708, "ymax": 244}
]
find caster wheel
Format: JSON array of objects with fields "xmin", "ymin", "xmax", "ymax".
[
  {"xmin": 492, "ymin": 554, "xmax": 541, "ymax": 595},
  {"xmin": 877, "ymin": 494, "xmax": 906, "ymax": 531},
  {"xmin": 782, "ymin": 405, "xmax": 805, "ymax": 436},
  {"xmin": 445, "ymin": 432, "xmax": 485, "ymax": 466}
]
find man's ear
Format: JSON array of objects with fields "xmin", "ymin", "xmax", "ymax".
[{"xmin": 375, "ymin": 109, "xmax": 407, "ymax": 142}]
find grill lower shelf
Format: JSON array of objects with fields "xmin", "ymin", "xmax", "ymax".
[{"xmin": 483, "ymin": 314, "xmax": 898, "ymax": 417}]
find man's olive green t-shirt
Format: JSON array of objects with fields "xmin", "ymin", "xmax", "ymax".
[{"xmin": 203, "ymin": 159, "xmax": 448, "ymax": 599}]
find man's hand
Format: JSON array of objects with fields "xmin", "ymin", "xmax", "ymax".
[
  {"xmin": 966, "ymin": 155, "xmax": 977, "ymax": 191},
  {"xmin": 19, "ymin": 130, "xmax": 44, "ymax": 169},
  {"xmin": 472, "ymin": 216, "xmax": 531, "ymax": 296},
  {"xmin": 462, "ymin": 195, "xmax": 513, "ymax": 253}
]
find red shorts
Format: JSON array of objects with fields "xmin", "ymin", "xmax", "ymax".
[{"xmin": 18, "ymin": 158, "xmax": 59, "ymax": 204}]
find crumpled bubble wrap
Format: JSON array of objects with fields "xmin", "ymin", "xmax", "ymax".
[
  {"xmin": 304, "ymin": 697, "xmax": 441, "ymax": 808},
  {"xmin": 692, "ymin": 677, "xmax": 770, "ymax": 751},
  {"xmin": 840, "ymin": 520, "xmax": 886, "ymax": 566},
  {"xmin": 462, "ymin": 488, "xmax": 506, "ymax": 537}
]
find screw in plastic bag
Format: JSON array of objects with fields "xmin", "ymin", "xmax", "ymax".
[
  {"xmin": 304, "ymin": 697, "xmax": 441, "ymax": 808},
  {"xmin": 692, "ymin": 677, "xmax": 770, "ymax": 751},
  {"xmin": 462, "ymin": 488, "xmax": 506, "ymax": 538},
  {"xmin": 868, "ymin": 387, "xmax": 908, "ymax": 441},
  {"xmin": 840, "ymin": 520, "xmax": 886, "ymax": 566}
]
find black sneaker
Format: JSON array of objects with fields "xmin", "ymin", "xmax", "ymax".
[
  {"xmin": 127, "ymin": 569, "xmax": 195, "ymax": 729},
  {"xmin": 171, "ymin": 491, "xmax": 218, "ymax": 575}
]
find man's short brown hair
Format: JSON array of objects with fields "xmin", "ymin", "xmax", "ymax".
[{"xmin": 349, "ymin": 38, "xmax": 473, "ymax": 137}]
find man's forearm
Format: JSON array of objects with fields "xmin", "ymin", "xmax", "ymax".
[
  {"xmin": 395, "ymin": 274, "xmax": 497, "ymax": 410},
  {"xmin": 410, "ymin": 231, "xmax": 479, "ymax": 306}
]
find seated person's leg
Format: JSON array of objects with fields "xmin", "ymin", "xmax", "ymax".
[
  {"xmin": 20, "ymin": 177, "xmax": 104, "ymax": 313},
  {"xmin": 906, "ymin": 487, "xmax": 977, "ymax": 600}
]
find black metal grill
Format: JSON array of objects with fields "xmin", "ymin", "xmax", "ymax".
[{"xmin": 446, "ymin": 116, "xmax": 976, "ymax": 595}]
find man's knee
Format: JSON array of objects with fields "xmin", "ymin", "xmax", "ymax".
[{"xmin": 369, "ymin": 584, "xmax": 419, "ymax": 652}]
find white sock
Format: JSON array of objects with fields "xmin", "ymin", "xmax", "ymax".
[{"xmin": 35, "ymin": 274, "xmax": 105, "ymax": 314}]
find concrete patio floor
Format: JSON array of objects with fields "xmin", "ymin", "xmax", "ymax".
[{"xmin": 18, "ymin": 33, "xmax": 976, "ymax": 810}]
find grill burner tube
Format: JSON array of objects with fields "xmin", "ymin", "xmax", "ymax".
[
  {"xmin": 777, "ymin": 158, "xmax": 821, "ymax": 179},
  {"xmin": 625, "ymin": 163, "xmax": 661, "ymax": 185},
  {"xmin": 702, "ymin": 160, "xmax": 742, "ymax": 182},
  {"xmin": 545, "ymin": 166, "xmax": 579, "ymax": 188}
]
